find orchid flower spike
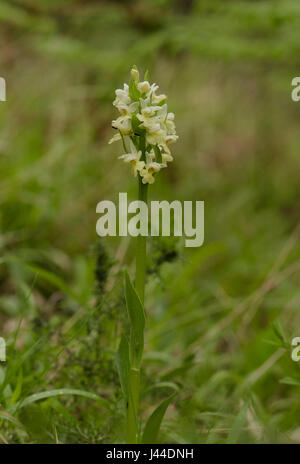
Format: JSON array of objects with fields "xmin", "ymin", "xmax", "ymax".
[{"xmin": 109, "ymin": 66, "xmax": 178, "ymax": 184}]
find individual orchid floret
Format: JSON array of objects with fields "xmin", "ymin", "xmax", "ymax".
[
  {"xmin": 140, "ymin": 152, "xmax": 166, "ymax": 184},
  {"xmin": 140, "ymin": 162, "xmax": 163, "ymax": 184},
  {"xmin": 161, "ymin": 152, "xmax": 173, "ymax": 164},
  {"xmin": 112, "ymin": 114, "xmax": 132, "ymax": 136},
  {"xmin": 118, "ymin": 141, "xmax": 145, "ymax": 177},
  {"xmin": 138, "ymin": 81, "xmax": 151, "ymax": 94},
  {"xmin": 108, "ymin": 132, "xmax": 121, "ymax": 145},
  {"xmin": 109, "ymin": 65, "xmax": 178, "ymax": 184}
]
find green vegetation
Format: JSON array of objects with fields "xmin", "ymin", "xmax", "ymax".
[{"xmin": 0, "ymin": 0, "xmax": 300, "ymax": 444}]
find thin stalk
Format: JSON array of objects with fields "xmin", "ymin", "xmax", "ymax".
[
  {"xmin": 136, "ymin": 131, "xmax": 148, "ymax": 305},
  {"xmin": 135, "ymin": 177, "xmax": 148, "ymax": 305},
  {"xmin": 126, "ymin": 135, "xmax": 148, "ymax": 444},
  {"xmin": 126, "ymin": 367, "xmax": 140, "ymax": 444}
]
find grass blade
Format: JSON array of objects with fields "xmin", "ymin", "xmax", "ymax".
[
  {"xmin": 9, "ymin": 388, "xmax": 110, "ymax": 414},
  {"xmin": 142, "ymin": 393, "xmax": 175, "ymax": 444},
  {"xmin": 0, "ymin": 411, "xmax": 22, "ymax": 427},
  {"xmin": 26, "ymin": 263, "xmax": 86, "ymax": 305}
]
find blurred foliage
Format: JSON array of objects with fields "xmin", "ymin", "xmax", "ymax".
[{"xmin": 0, "ymin": 0, "xmax": 300, "ymax": 444}]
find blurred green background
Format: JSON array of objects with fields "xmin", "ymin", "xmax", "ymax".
[{"xmin": 0, "ymin": 0, "xmax": 300, "ymax": 444}]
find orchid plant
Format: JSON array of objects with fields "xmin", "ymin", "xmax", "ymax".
[{"xmin": 109, "ymin": 66, "xmax": 178, "ymax": 444}]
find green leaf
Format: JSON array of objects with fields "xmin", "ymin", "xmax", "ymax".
[
  {"xmin": 131, "ymin": 113, "xmax": 143, "ymax": 135},
  {"xmin": 25, "ymin": 262, "xmax": 86, "ymax": 305},
  {"xmin": 280, "ymin": 377, "xmax": 300, "ymax": 386},
  {"xmin": 272, "ymin": 321, "xmax": 288, "ymax": 347},
  {"xmin": 129, "ymin": 79, "xmax": 141, "ymax": 101},
  {"xmin": 9, "ymin": 369, "xmax": 23, "ymax": 406},
  {"xmin": 142, "ymin": 393, "xmax": 175, "ymax": 444},
  {"xmin": 144, "ymin": 70, "xmax": 150, "ymax": 81},
  {"xmin": 145, "ymin": 381, "xmax": 179, "ymax": 395},
  {"xmin": 0, "ymin": 411, "xmax": 22, "ymax": 427},
  {"xmin": 124, "ymin": 271, "xmax": 145, "ymax": 367},
  {"xmin": 116, "ymin": 335, "xmax": 130, "ymax": 401},
  {"xmin": 153, "ymin": 145, "xmax": 162, "ymax": 163},
  {"xmin": 9, "ymin": 388, "xmax": 110, "ymax": 414}
]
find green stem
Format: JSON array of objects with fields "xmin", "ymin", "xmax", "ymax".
[
  {"xmin": 126, "ymin": 367, "xmax": 140, "ymax": 444},
  {"xmin": 126, "ymin": 153, "xmax": 148, "ymax": 444},
  {"xmin": 135, "ymin": 177, "xmax": 148, "ymax": 305}
]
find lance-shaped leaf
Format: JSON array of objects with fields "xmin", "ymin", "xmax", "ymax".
[
  {"xmin": 142, "ymin": 393, "xmax": 176, "ymax": 444},
  {"xmin": 115, "ymin": 335, "xmax": 130, "ymax": 402},
  {"xmin": 124, "ymin": 271, "xmax": 146, "ymax": 367}
]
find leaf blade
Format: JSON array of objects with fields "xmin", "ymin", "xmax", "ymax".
[
  {"xmin": 142, "ymin": 393, "xmax": 175, "ymax": 444},
  {"xmin": 9, "ymin": 388, "xmax": 110, "ymax": 414},
  {"xmin": 116, "ymin": 335, "xmax": 130, "ymax": 401},
  {"xmin": 125, "ymin": 271, "xmax": 145, "ymax": 367}
]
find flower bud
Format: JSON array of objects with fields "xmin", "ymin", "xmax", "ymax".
[{"xmin": 130, "ymin": 67, "xmax": 139, "ymax": 82}]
